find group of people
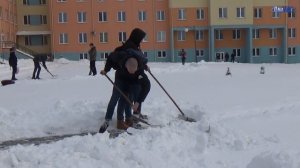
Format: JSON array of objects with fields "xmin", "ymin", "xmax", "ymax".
[
  {"xmin": 8, "ymin": 28, "xmax": 151, "ymax": 133},
  {"xmin": 8, "ymin": 47, "xmax": 49, "ymax": 81},
  {"xmin": 99, "ymin": 28, "xmax": 150, "ymax": 132}
]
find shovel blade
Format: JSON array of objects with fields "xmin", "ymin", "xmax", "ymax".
[{"xmin": 178, "ymin": 115, "xmax": 196, "ymax": 122}]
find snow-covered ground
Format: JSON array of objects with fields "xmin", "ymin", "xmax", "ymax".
[{"xmin": 0, "ymin": 59, "xmax": 300, "ymax": 168}]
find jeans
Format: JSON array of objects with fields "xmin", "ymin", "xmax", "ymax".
[
  {"xmin": 117, "ymin": 83, "xmax": 139, "ymax": 120},
  {"xmin": 104, "ymin": 80, "xmax": 131, "ymax": 120}
]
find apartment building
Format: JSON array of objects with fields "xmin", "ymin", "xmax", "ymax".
[
  {"xmin": 49, "ymin": 0, "xmax": 170, "ymax": 62},
  {"xmin": 2, "ymin": 0, "xmax": 300, "ymax": 63},
  {"xmin": 171, "ymin": 0, "xmax": 300, "ymax": 63},
  {"xmin": 16, "ymin": 0, "xmax": 51, "ymax": 57},
  {"xmin": 0, "ymin": 0, "xmax": 17, "ymax": 56}
]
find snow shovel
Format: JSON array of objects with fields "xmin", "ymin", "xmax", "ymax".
[
  {"xmin": 41, "ymin": 63, "xmax": 56, "ymax": 78},
  {"xmin": 104, "ymin": 74, "xmax": 159, "ymax": 127},
  {"xmin": 147, "ymin": 70, "xmax": 196, "ymax": 122}
]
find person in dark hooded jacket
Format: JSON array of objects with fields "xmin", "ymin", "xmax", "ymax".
[
  {"xmin": 88, "ymin": 43, "xmax": 97, "ymax": 75},
  {"xmin": 99, "ymin": 28, "xmax": 151, "ymax": 132},
  {"xmin": 9, "ymin": 47, "xmax": 18, "ymax": 80},
  {"xmin": 32, "ymin": 55, "xmax": 48, "ymax": 79}
]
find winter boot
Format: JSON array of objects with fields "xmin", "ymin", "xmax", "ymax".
[
  {"xmin": 99, "ymin": 120, "xmax": 110, "ymax": 133},
  {"xmin": 125, "ymin": 117, "xmax": 133, "ymax": 127},
  {"xmin": 117, "ymin": 120, "xmax": 129, "ymax": 130}
]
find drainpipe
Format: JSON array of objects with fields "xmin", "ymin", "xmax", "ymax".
[{"xmin": 285, "ymin": 0, "xmax": 288, "ymax": 63}]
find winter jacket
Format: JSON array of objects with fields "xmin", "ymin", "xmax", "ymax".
[
  {"xmin": 103, "ymin": 28, "xmax": 150, "ymax": 103},
  {"xmin": 88, "ymin": 46, "xmax": 97, "ymax": 61},
  {"xmin": 33, "ymin": 55, "xmax": 47, "ymax": 69},
  {"xmin": 9, "ymin": 51, "xmax": 17, "ymax": 67},
  {"xmin": 104, "ymin": 49, "xmax": 150, "ymax": 103}
]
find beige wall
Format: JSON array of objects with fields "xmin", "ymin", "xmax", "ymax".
[
  {"xmin": 169, "ymin": 0, "xmax": 208, "ymax": 8},
  {"xmin": 16, "ymin": 3, "xmax": 50, "ymax": 31},
  {"xmin": 209, "ymin": 0, "xmax": 254, "ymax": 26},
  {"xmin": 253, "ymin": 0, "xmax": 286, "ymax": 6}
]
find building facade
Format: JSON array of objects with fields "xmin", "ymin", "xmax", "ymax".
[
  {"xmin": 1, "ymin": 0, "xmax": 300, "ymax": 63},
  {"xmin": 0, "ymin": 0, "xmax": 17, "ymax": 56}
]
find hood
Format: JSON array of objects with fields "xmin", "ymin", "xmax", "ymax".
[{"xmin": 128, "ymin": 28, "xmax": 146, "ymax": 47}]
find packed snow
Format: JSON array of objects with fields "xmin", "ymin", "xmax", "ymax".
[{"xmin": 1, "ymin": 58, "xmax": 300, "ymax": 168}]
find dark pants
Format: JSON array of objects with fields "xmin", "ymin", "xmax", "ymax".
[
  {"xmin": 89, "ymin": 60, "xmax": 97, "ymax": 75},
  {"xmin": 11, "ymin": 65, "xmax": 17, "ymax": 80},
  {"xmin": 32, "ymin": 61, "xmax": 41, "ymax": 78},
  {"xmin": 181, "ymin": 57, "xmax": 186, "ymax": 65},
  {"xmin": 117, "ymin": 83, "xmax": 139, "ymax": 120},
  {"xmin": 104, "ymin": 80, "xmax": 131, "ymax": 121}
]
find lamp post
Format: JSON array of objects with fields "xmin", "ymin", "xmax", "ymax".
[{"xmin": 184, "ymin": 27, "xmax": 198, "ymax": 63}]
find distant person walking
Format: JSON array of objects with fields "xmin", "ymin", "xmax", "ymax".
[
  {"xmin": 88, "ymin": 43, "xmax": 97, "ymax": 76},
  {"xmin": 231, "ymin": 52, "xmax": 235, "ymax": 63},
  {"xmin": 180, "ymin": 49, "xmax": 186, "ymax": 65},
  {"xmin": 9, "ymin": 47, "xmax": 18, "ymax": 80},
  {"xmin": 225, "ymin": 52, "xmax": 229, "ymax": 62}
]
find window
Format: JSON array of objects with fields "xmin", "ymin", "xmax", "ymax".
[
  {"xmin": 288, "ymin": 47, "xmax": 296, "ymax": 56},
  {"xmin": 78, "ymin": 32, "xmax": 87, "ymax": 43},
  {"xmin": 236, "ymin": 7, "xmax": 245, "ymax": 18},
  {"xmin": 25, "ymin": 0, "xmax": 47, "ymax": 5},
  {"xmin": 252, "ymin": 48, "xmax": 260, "ymax": 56},
  {"xmin": 25, "ymin": 35, "xmax": 48, "ymax": 46},
  {"xmin": 80, "ymin": 53, "xmax": 88, "ymax": 59},
  {"xmin": 288, "ymin": 28, "xmax": 296, "ymax": 38},
  {"xmin": 252, "ymin": 29, "xmax": 260, "ymax": 39},
  {"xmin": 143, "ymin": 34, "xmax": 148, "ymax": 42},
  {"xmin": 157, "ymin": 51, "xmax": 167, "ymax": 58},
  {"xmin": 233, "ymin": 49, "xmax": 241, "ymax": 57},
  {"xmin": 254, "ymin": 8, "xmax": 262, "ymax": 18},
  {"xmin": 196, "ymin": 49, "xmax": 204, "ymax": 57},
  {"xmin": 57, "ymin": 0, "xmax": 66, "ymax": 2},
  {"xmin": 269, "ymin": 48, "xmax": 277, "ymax": 56},
  {"xmin": 272, "ymin": 11, "xmax": 280, "ymax": 18},
  {"xmin": 41, "ymin": 15, "xmax": 47, "ymax": 24},
  {"xmin": 77, "ymin": 12, "xmax": 86, "ymax": 23},
  {"xmin": 117, "ymin": 11, "xmax": 126, "ymax": 22},
  {"xmin": 178, "ymin": 9, "xmax": 186, "ymax": 20},
  {"xmin": 118, "ymin": 32, "xmax": 126, "ymax": 42},
  {"xmin": 157, "ymin": 10, "xmax": 165, "ymax": 21},
  {"xmin": 233, "ymin": 29, "xmax": 240, "ymax": 39},
  {"xmin": 196, "ymin": 8, "xmax": 205, "ymax": 20},
  {"xmin": 215, "ymin": 30, "xmax": 223, "ymax": 40},
  {"xmin": 58, "ymin": 12, "xmax": 67, "ymax": 23},
  {"xmin": 0, "ymin": 6, "xmax": 2, "ymax": 18},
  {"xmin": 98, "ymin": 11, "xmax": 107, "ymax": 22},
  {"xmin": 269, "ymin": 29, "xmax": 277, "ymax": 38},
  {"xmin": 196, "ymin": 30, "xmax": 204, "ymax": 40},
  {"xmin": 24, "ymin": 15, "xmax": 47, "ymax": 25},
  {"xmin": 138, "ymin": 10, "xmax": 146, "ymax": 22},
  {"xmin": 177, "ymin": 31, "xmax": 186, "ymax": 41},
  {"xmin": 99, "ymin": 32, "xmax": 108, "ymax": 43},
  {"xmin": 288, "ymin": 8, "xmax": 295, "ymax": 18},
  {"xmin": 219, "ymin": 8, "xmax": 227, "ymax": 18},
  {"xmin": 157, "ymin": 31, "xmax": 166, "ymax": 42},
  {"xmin": 24, "ymin": 15, "xmax": 30, "ymax": 24},
  {"xmin": 143, "ymin": 52, "xmax": 148, "ymax": 58},
  {"xmin": 100, "ymin": 52, "xmax": 109, "ymax": 59},
  {"xmin": 59, "ymin": 33, "xmax": 68, "ymax": 44}
]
